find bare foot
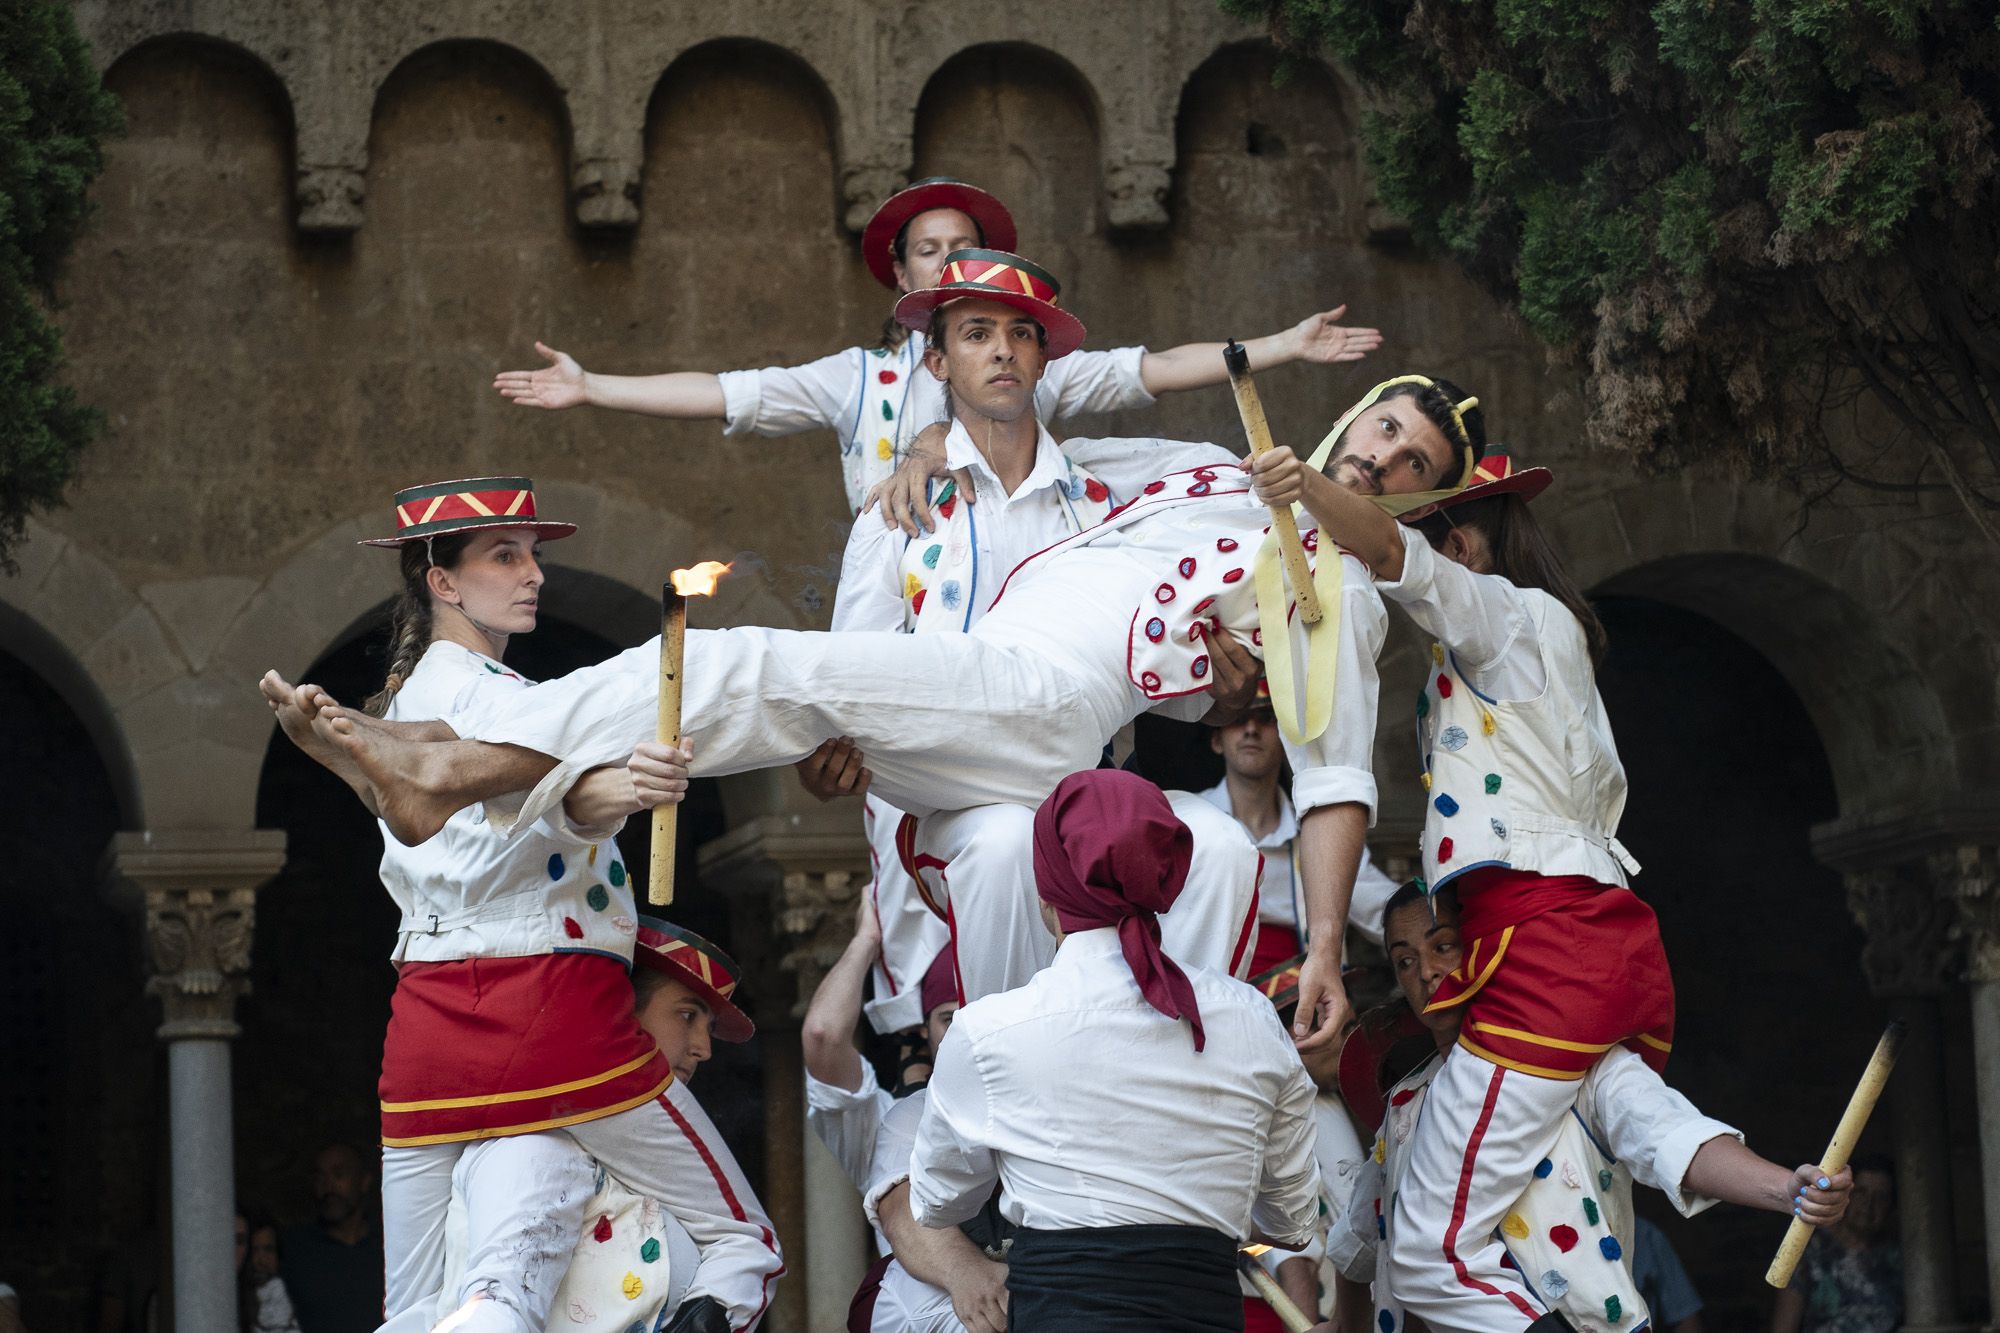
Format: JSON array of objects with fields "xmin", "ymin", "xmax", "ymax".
[
  {"xmin": 261, "ymin": 671, "xmax": 380, "ymax": 811},
  {"xmin": 312, "ymin": 706, "xmax": 473, "ymax": 846}
]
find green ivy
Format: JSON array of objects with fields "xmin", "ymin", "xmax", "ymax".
[{"xmin": 0, "ymin": 0, "xmax": 121, "ymax": 571}]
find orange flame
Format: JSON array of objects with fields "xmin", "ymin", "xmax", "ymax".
[{"xmin": 669, "ymin": 560, "xmax": 732, "ymax": 597}]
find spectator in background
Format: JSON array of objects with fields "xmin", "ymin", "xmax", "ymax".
[
  {"xmin": 1633, "ymin": 1216, "xmax": 1704, "ymax": 1333},
  {"xmin": 1771, "ymin": 1156, "xmax": 1901, "ymax": 1333},
  {"xmin": 237, "ymin": 1211, "xmax": 303, "ymax": 1333},
  {"xmin": 0, "ymin": 1281, "xmax": 26, "ymax": 1333},
  {"xmin": 280, "ymin": 1145, "xmax": 382, "ymax": 1333}
]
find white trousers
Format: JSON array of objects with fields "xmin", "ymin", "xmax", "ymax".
[
  {"xmin": 380, "ymin": 1133, "xmax": 591, "ymax": 1333},
  {"xmin": 380, "ymin": 1085, "xmax": 783, "ymax": 1332},
  {"xmin": 910, "ymin": 792, "xmax": 1263, "ymax": 1005},
  {"xmin": 869, "ymin": 1258, "xmax": 968, "ymax": 1333},
  {"xmin": 864, "ymin": 792, "xmax": 951, "ymax": 1035},
  {"xmin": 463, "ymin": 550, "xmax": 1154, "ymax": 832},
  {"xmin": 1385, "ymin": 1047, "xmax": 1579, "ymax": 1332}
]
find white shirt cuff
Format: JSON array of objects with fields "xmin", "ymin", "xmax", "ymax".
[
  {"xmin": 1292, "ymin": 767, "xmax": 1378, "ymax": 823},
  {"xmin": 1655, "ymin": 1119, "xmax": 1743, "ymax": 1217},
  {"xmin": 717, "ymin": 368, "xmax": 760, "ymax": 436},
  {"xmin": 1372, "ymin": 525, "xmax": 1434, "ymax": 601},
  {"xmin": 862, "ymin": 1171, "xmax": 914, "ymax": 1230},
  {"xmin": 1104, "ymin": 345, "xmax": 1156, "ymax": 407},
  {"xmin": 804, "ymin": 1067, "xmax": 880, "ymax": 1111}
]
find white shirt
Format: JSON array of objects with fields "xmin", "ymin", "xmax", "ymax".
[
  {"xmin": 1378, "ymin": 525, "xmax": 1546, "ymax": 700},
  {"xmin": 831, "ymin": 426, "xmax": 1237, "ymax": 635},
  {"xmin": 380, "ymin": 642, "xmax": 629, "ymax": 964},
  {"xmin": 1195, "ymin": 780, "xmax": 1403, "ymax": 947},
  {"xmin": 717, "ymin": 335, "xmax": 1155, "ymax": 513},
  {"xmin": 907, "ymin": 927, "xmax": 1323, "ymax": 1243}
]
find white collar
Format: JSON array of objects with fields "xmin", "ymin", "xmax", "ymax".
[
  {"xmin": 1199, "ymin": 777, "xmax": 1298, "ymax": 849},
  {"xmin": 943, "ymin": 416, "xmax": 1068, "ymax": 506}
]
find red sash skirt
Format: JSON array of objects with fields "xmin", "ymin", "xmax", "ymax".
[
  {"xmin": 379, "ymin": 952, "xmax": 671, "ymax": 1147},
  {"xmin": 1424, "ymin": 870, "xmax": 1674, "ymax": 1079}
]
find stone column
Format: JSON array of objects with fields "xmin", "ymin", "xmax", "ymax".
[
  {"xmin": 110, "ymin": 830, "xmax": 287, "ymax": 1333},
  {"xmin": 1944, "ymin": 843, "xmax": 2000, "ymax": 1328},
  {"xmin": 1846, "ymin": 861, "xmax": 1966, "ymax": 1332},
  {"xmin": 701, "ymin": 809, "xmax": 874, "ymax": 1333}
]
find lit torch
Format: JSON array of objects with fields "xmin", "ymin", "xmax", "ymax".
[
  {"xmin": 651, "ymin": 560, "xmax": 731, "ymax": 905},
  {"xmin": 1237, "ymin": 1246, "xmax": 1315, "ymax": 1333}
]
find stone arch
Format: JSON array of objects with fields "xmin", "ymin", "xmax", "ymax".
[
  {"xmin": 0, "ymin": 598, "xmax": 142, "ymax": 831},
  {"xmin": 100, "ymin": 31, "xmax": 298, "ymax": 159},
  {"xmin": 1548, "ymin": 477, "xmax": 1957, "ymax": 819},
  {"xmin": 913, "ymin": 42, "xmax": 1104, "ymax": 266},
  {"xmin": 1593, "ymin": 551, "xmax": 1949, "ymax": 819},
  {"xmin": 634, "ymin": 37, "xmax": 857, "ymax": 360},
  {"xmin": 364, "ymin": 39, "xmax": 574, "ymax": 245},
  {"xmin": 1169, "ymin": 41, "xmax": 1363, "ymax": 244}
]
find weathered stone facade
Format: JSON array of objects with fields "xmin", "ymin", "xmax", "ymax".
[{"xmin": 4, "ymin": 1, "xmax": 1997, "ymax": 1328}]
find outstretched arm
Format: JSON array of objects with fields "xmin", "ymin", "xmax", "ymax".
[
  {"xmin": 801, "ymin": 897, "xmax": 882, "ymax": 1092},
  {"xmin": 1139, "ymin": 306, "xmax": 1383, "ymax": 395},
  {"xmin": 1681, "ymin": 1138, "xmax": 1851, "ymax": 1225},
  {"xmin": 1249, "ymin": 446, "xmax": 1404, "ymax": 577},
  {"xmin": 494, "ymin": 341, "xmax": 727, "ymax": 418}
]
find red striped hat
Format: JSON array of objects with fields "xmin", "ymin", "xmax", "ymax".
[
  {"xmin": 862, "ymin": 177, "xmax": 1018, "ymax": 289},
  {"xmin": 360, "ymin": 477, "xmax": 576, "ymax": 547},
  {"xmin": 1398, "ymin": 452, "xmax": 1551, "ymax": 523},
  {"xmin": 634, "ymin": 916, "xmax": 754, "ymax": 1043},
  {"xmin": 893, "ymin": 249, "xmax": 1087, "ymax": 359}
]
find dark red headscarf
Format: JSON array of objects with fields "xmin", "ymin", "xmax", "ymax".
[
  {"xmin": 919, "ymin": 941, "xmax": 959, "ymax": 1018},
  {"xmin": 1032, "ymin": 770, "xmax": 1206, "ymax": 1051}
]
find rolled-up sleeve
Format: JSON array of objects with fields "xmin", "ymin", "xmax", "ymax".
[
  {"xmin": 1588, "ymin": 1048, "xmax": 1742, "ymax": 1217},
  {"xmin": 1040, "ymin": 345, "xmax": 1154, "ymax": 419},
  {"xmin": 859, "ymin": 1091, "xmax": 928, "ymax": 1227},
  {"xmin": 1284, "ymin": 555, "xmax": 1386, "ymax": 820},
  {"xmin": 906, "ymin": 1026, "xmax": 1000, "ymax": 1229},
  {"xmin": 1326, "ymin": 1153, "xmax": 1384, "ymax": 1281},
  {"xmin": 807, "ymin": 1067, "xmax": 893, "ymax": 1194},
  {"xmin": 717, "ymin": 349, "xmax": 858, "ymax": 438},
  {"xmin": 831, "ymin": 510, "xmax": 910, "ymax": 634},
  {"xmin": 1375, "ymin": 524, "xmax": 1541, "ymax": 688},
  {"xmin": 1250, "ymin": 1013, "xmax": 1325, "ymax": 1247}
]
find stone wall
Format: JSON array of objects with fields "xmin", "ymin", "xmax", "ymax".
[{"xmin": 4, "ymin": 0, "xmax": 1997, "ymax": 1325}]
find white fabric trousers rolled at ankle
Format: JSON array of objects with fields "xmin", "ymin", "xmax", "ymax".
[
  {"xmin": 913, "ymin": 792, "xmax": 1264, "ymax": 1005},
  {"xmin": 1385, "ymin": 1046, "xmax": 1583, "ymax": 1332},
  {"xmin": 459, "ymin": 550, "xmax": 1157, "ymax": 834}
]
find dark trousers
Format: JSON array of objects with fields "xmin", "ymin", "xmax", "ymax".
[{"xmin": 1006, "ymin": 1223, "xmax": 1239, "ymax": 1331}]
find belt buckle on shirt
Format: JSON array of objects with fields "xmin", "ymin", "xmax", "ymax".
[{"xmin": 427, "ymin": 913, "xmax": 441, "ymax": 935}]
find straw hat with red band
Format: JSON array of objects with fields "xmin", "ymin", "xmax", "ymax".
[
  {"xmin": 1397, "ymin": 452, "xmax": 1552, "ymax": 524},
  {"xmin": 360, "ymin": 477, "xmax": 577, "ymax": 548},
  {"xmin": 634, "ymin": 915, "xmax": 755, "ymax": 1043},
  {"xmin": 862, "ymin": 177, "xmax": 1018, "ymax": 290},
  {"xmin": 893, "ymin": 249, "xmax": 1087, "ymax": 360},
  {"xmin": 1336, "ymin": 1006, "xmax": 1432, "ymax": 1135}
]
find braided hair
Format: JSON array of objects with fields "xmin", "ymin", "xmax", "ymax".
[{"xmin": 363, "ymin": 533, "xmax": 470, "ymax": 716}]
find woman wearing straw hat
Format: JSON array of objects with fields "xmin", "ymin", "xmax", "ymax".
[
  {"xmin": 492, "ymin": 175, "xmax": 1380, "ymax": 520},
  {"xmin": 1247, "ymin": 446, "xmax": 1678, "ymax": 1333},
  {"xmin": 258, "ymin": 479, "xmax": 780, "ymax": 1333}
]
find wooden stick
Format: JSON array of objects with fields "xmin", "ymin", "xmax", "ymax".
[
  {"xmin": 1224, "ymin": 341, "xmax": 1323, "ymax": 624},
  {"xmin": 648, "ymin": 583, "xmax": 684, "ymax": 906},
  {"xmin": 1237, "ymin": 1251, "xmax": 1314, "ymax": 1333},
  {"xmin": 1764, "ymin": 1020, "xmax": 1906, "ymax": 1288}
]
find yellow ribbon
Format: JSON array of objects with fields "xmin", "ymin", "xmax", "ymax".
[{"xmin": 1255, "ymin": 375, "xmax": 1481, "ymax": 743}]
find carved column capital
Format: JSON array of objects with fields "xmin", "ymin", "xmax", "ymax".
[
  {"xmin": 699, "ymin": 810, "xmax": 872, "ymax": 1018},
  {"xmin": 841, "ymin": 164, "xmax": 909, "ymax": 234},
  {"xmin": 108, "ymin": 830, "xmax": 287, "ymax": 1041},
  {"xmin": 1105, "ymin": 159, "xmax": 1172, "ymax": 232},
  {"xmin": 295, "ymin": 164, "xmax": 366, "ymax": 235},
  {"xmin": 1941, "ymin": 843, "xmax": 2000, "ymax": 984},
  {"xmin": 1844, "ymin": 859, "xmax": 1963, "ymax": 998}
]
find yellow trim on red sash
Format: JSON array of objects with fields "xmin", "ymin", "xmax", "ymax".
[
  {"xmin": 380, "ymin": 1074, "xmax": 673, "ymax": 1148},
  {"xmin": 1422, "ymin": 926, "xmax": 1513, "ymax": 1013},
  {"xmin": 1456, "ymin": 1033, "xmax": 1588, "ymax": 1081},
  {"xmin": 379, "ymin": 1049, "xmax": 660, "ymax": 1113},
  {"xmin": 1635, "ymin": 1032, "xmax": 1674, "ymax": 1054},
  {"xmin": 1466, "ymin": 1022, "xmax": 1617, "ymax": 1055}
]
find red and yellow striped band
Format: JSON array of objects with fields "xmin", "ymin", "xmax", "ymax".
[
  {"xmin": 392, "ymin": 477, "xmax": 539, "ymax": 538},
  {"xmin": 938, "ymin": 254, "xmax": 1060, "ymax": 305}
]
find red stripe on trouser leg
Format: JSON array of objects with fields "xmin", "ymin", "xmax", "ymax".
[
  {"xmin": 1444, "ymin": 1064, "xmax": 1541, "ymax": 1322},
  {"xmin": 655, "ymin": 1093, "xmax": 784, "ymax": 1332}
]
